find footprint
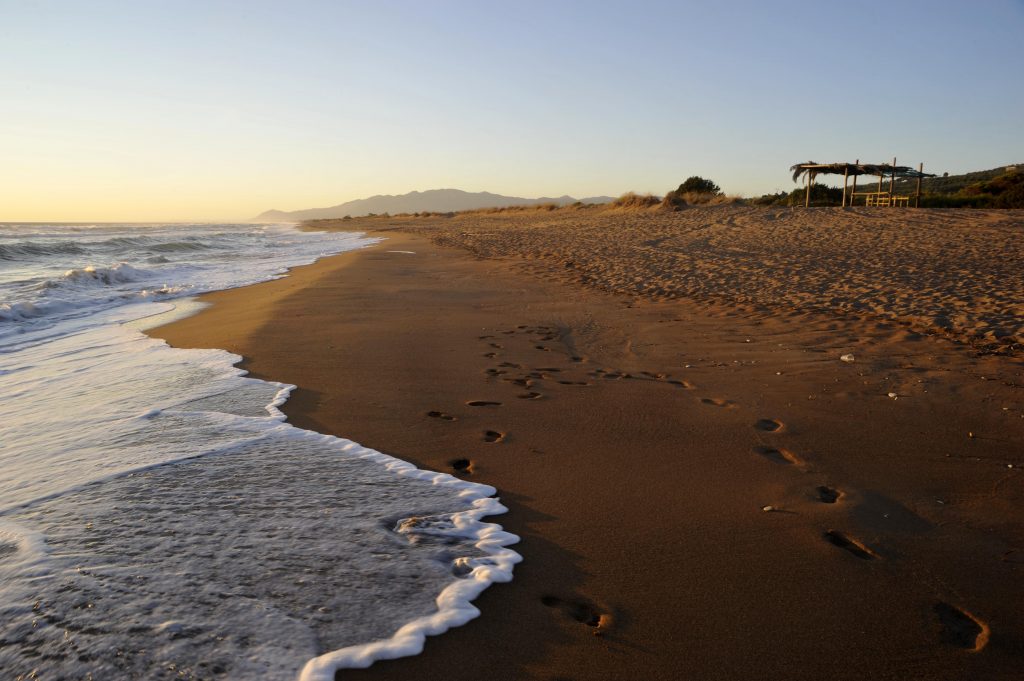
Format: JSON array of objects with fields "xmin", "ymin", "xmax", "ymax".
[
  {"xmin": 517, "ymin": 392, "xmax": 543, "ymax": 400},
  {"xmin": 449, "ymin": 458, "xmax": 473, "ymax": 475},
  {"xmin": 934, "ymin": 602, "xmax": 989, "ymax": 651},
  {"xmin": 754, "ymin": 418, "xmax": 783, "ymax": 432},
  {"xmin": 483, "ymin": 430, "xmax": 505, "ymax": 443},
  {"xmin": 640, "ymin": 371, "xmax": 666, "ymax": 379},
  {"xmin": 540, "ymin": 595, "xmax": 609, "ymax": 630},
  {"xmin": 536, "ymin": 367, "xmax": 562, "ymax": 373},
  {"xmin": 427, "ymin": 411, "xmax": 457, "ymax": 421},
  {"xmin": 570, "ymin": 356, "xmax": 587, "ymax": 363},
  {"xmin": 535, "ymin": 345, "xmax": 551, "ymax": 351},
  {"xmin": 753, "ymin": 446, "xmax": 801, "ymax": 465},
  {"xmin": 558, "ymin": 380, "xmax": 588, "ymax": 386},
  {"xmin": 505, "ymin": 377, "xmax": 533, "ymax": 388},
  {"xmin": 668, "ymin": 379, "xmax": 694, "ymax": 389},
  {"xmin": 499, "ymin": 362, "xmax": 522, "ymax": 369},
  {"xmin": 816, "ymin": 486, "xmax": 841, "ymax": 503},
  {"xmin": 466, "ymin": 400, "xmax": 502, "ymax": 407},
  {"xmin": 701, "ymin": 397, "xmax": 736, "ymax": 408},
  {"xmin": 489, "ymin": 343, "xmax": 503, "ymax": 349},
  {"xmin": 824, "ymin": 530, "xmax": 878, "ymax": 560},
  {"xmin": 483, "ymin": 352, "xmax": 498, "ymax": 359},
  {"xmin": 478, "ymin": 335, "xmax": 495, "ymax": 340},
  {"xmin": 485, "ymin": 368, "xmax": 508, "ymax": 376}
]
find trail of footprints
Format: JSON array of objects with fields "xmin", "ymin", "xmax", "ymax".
[
  {"xmin": 750, "ymin": 414, "xmax": 989, "ymax": 651},
  {"xmin": 445, "ymin": 325, "xmax": 989, "ymax": 649}
]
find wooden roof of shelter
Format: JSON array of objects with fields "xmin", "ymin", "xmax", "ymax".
[{"xmin": 790, "ymin": 162, "xmax": 935, "ymax": 183}]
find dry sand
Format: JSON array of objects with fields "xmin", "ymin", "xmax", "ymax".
[{"xmin": 152, "ymin": 205, "xmax": 1024, "ymax": 680}]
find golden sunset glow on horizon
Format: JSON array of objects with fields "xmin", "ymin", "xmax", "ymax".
[{"xmin": 3, "ymin": 1, "xmax": 1022, "ymax": 221}]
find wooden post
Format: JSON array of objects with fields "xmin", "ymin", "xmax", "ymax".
[
  {"xmin": 851, "ymin": 158, "xmax": 859, "ymax": 206},
  {"xmin": 805, "ymin": 170, "xmax": 811, "ymax": 207},
  {"xmin": 915, "ymin": 162, "xmax": 923, "ymax": 208},
  {"xmin": 842, "ymin": 165, "xmax": 849, "ymax": 207},
  {"xmin": 889, "ymin": 156, "xmax": 897, "ymax": 207}
]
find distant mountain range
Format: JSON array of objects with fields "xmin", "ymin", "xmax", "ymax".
[{"xmin": 252, "ymin": 189, "xmax": 614, "ymax": 221}]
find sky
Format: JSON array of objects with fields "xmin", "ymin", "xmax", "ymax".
[{"xmin": 2, "ymin": 0, "xmax": 1023, "ymax": 221}]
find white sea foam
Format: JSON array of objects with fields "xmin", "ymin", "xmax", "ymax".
[
  {"xmin": 56, "ymin": 261, "xmax": 149, "ymax": 286},
  {"xmin": 0, "ymin": 222, "xmax": 522, "ymax": 679}
]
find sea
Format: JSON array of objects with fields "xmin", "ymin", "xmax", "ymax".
[{"xmin": 0, "ymin": 222, "xmax": 520, "ymax": 680}]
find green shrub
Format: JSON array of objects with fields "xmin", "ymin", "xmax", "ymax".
[
  {"xmin": 752, "ymin": 184, "xmax": 843, "ymax": 206},
  {"xmin": 675, "ymin": 176, "xmax": 721, "ymax": 195},
  {"xmin": 664, "ymin": 176, "xmax": 723, "ymax": 207},
  {"xmin": 750, "ymin": 191, "xmax": 789, "ymax": 206}
]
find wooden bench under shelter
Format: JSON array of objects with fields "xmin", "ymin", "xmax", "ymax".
[
  {"xmin": 790, "ymin": 158, "xmax": 935, "ymax": 207},
  {"xmin": 861, "ymin": 192, "xmax": 911, "ymax": 207}
]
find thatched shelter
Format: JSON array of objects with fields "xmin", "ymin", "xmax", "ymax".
[{"xmin": 790, "ymin": 158, "xmax": 935, "ymax": 207}]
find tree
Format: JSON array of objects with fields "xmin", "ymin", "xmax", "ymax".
[
  {"xmin": 675, "ymin": 176, "xmax": 721, "ymax": 195},
  {"xmin": 664, "ymin": 176, "xmax": 723, "ymax": 207}
]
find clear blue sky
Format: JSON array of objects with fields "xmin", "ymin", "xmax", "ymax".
[{"xmin": 2, "ymin": 0, "xmax": 1022, "ymax": 220}]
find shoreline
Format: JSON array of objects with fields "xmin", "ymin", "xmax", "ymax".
[{"xmin": 151, "ymin": 210, "xmax": 1024, "ymax": 680}]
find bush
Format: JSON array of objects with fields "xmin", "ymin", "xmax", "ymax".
[
  {"xmin": 665, "ymin": 176, "xmax": 722, "ymax": 206},
  {"xmin": 752, "ymin": 184, "xmax": 843, "ymax": 206},
  {"xmin": 675, "ymin": 176, "xmax": 721, "ymax": 195},
  {"xmin": 750, "ymin": 191, "xmax": 789, "ymax": 206},
  {"xmin": 992, "ymin": 179, "xmax": 1024, "ymax": 208}
]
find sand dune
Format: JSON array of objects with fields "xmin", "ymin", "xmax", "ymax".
[{"xmin": 356, "ymin": 205, "xmax": 1023, "ymax": 353}]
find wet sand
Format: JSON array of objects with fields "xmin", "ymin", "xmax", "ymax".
[{"xmin": 152, "ymin": 205, "xmax": 1024, "ymax": 680}]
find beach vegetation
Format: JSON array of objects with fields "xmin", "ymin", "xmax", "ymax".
[
  {"xmin": 610, "ymin": 192, "xmax": 662, "ymax": 209},
  {"xmin": 877, "ymin": 163, "xmax": 1021, "ymax": 197},
  {"xmin": 914, "ymin": 168, "xmax": 1024, "ymax": 208},
  {"xmin": 664, "ymin": 176, "xmax": 723, "ymax": 207},
  {"xmin": 676, "ymin": 176, "xmax": 722, "ymax": 195},
  {"xmin": 749, "ymin": 191, "xmax": 790, "ymax": 206},
  {"xmin": 751, "ymin": 183, "xmax": 844, "ymax": 207}
]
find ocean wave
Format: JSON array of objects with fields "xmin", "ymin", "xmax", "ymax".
[
  {"xmin": 148, "ymin": 239, "xmax": 215, "ymax": 252},
  {"xmin": 0, "ymin": 300, "xmax": 48, "ymax": 322},
  {"xmin": 137, "ymin": 284, "xmax": 189, "ymax": 297},
  {"xmin": 0, "ymin": 241, "xmax": 88, "ymax": 260},
  {"xmin": 55, "ymin": 262, "xmax": 150, "ymax": 287},
  {"xmin": 0, "ymin": 298, "xmax": 85, "ymax": 323}
]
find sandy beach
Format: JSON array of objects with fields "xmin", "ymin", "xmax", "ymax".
[{"xmin": 152, "ymin": 205, "xmax": 1024, "ymax": 680}]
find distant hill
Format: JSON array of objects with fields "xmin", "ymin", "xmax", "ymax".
[
  {"xmin": 253, "ymin": 189, "xmax": 615, "ymax": 221},
  {"xmin": 879, "ymin": 163, "xmax": 1023, "ymax": 195}
]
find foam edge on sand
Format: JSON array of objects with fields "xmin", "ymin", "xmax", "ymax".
[{"xmin": 298, "ymin": 442, "xmax": 522, "ymax": 681}]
